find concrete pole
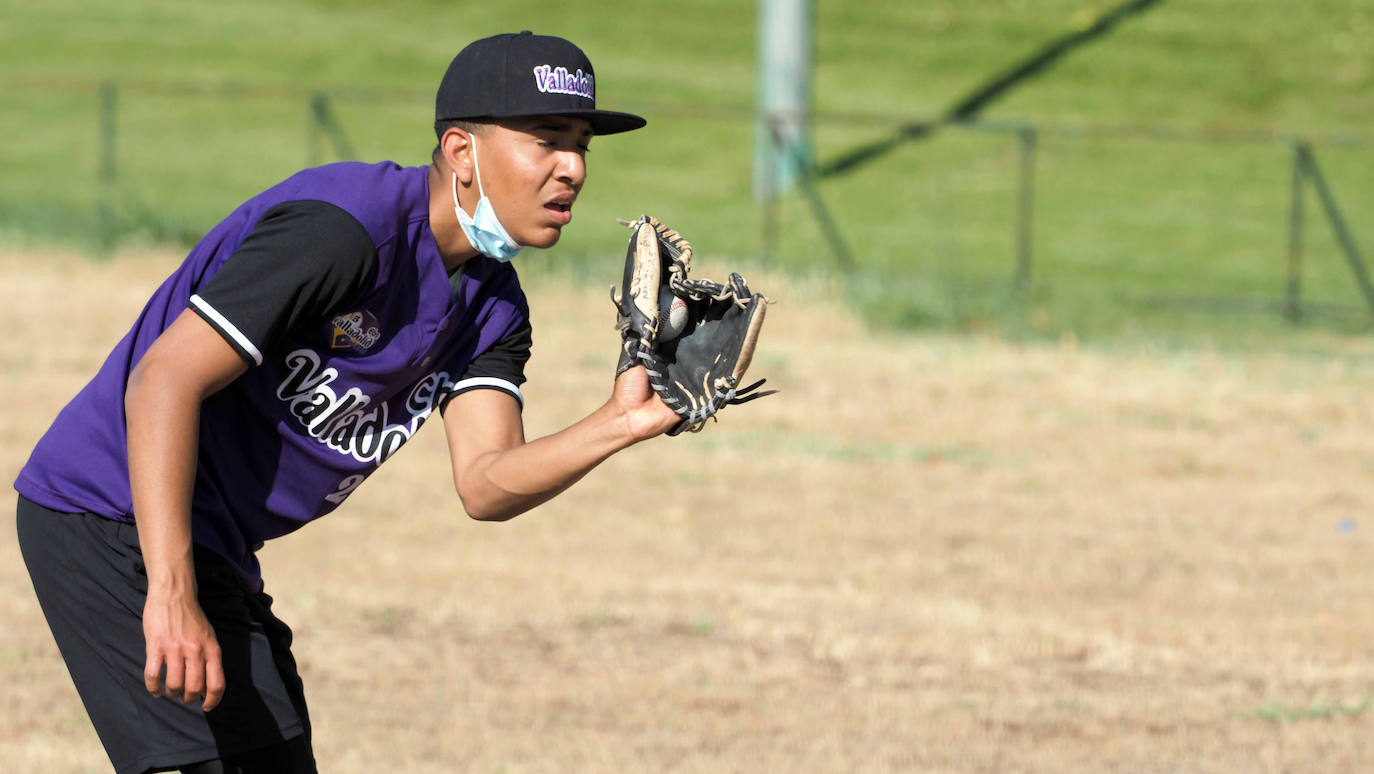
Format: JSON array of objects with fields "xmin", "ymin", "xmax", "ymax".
[{"xmin": 754, "ymin": 0, "xmax": 813, "ymax": 201}]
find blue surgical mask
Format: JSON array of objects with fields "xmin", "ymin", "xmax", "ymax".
[{"xmin": 451, "ymin": 135, "xmax": 523, "ymax": 262}]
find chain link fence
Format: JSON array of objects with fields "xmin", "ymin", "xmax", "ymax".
[{"xmin": 8, "ymin": 77, "xmax": 1374, "ymax": 336}]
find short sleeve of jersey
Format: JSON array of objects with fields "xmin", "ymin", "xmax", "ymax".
[
  {"xmin": 189, "ymin": 200, "xmax": 378, "ymax": 366},
  {"xmin": 443, "ymin": 317, "xmax": 532, "ymax": 411}
]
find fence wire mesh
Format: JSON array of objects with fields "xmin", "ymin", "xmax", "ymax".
[{"xmin": 5, "ymin": 79, "xmax": 1374, "ymax": 338}]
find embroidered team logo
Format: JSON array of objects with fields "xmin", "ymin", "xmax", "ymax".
[
  {"xmin": 532, "ymin": 64, "xmax": 594, "ymax": 99},
  {"xmin": 330, "ymin": 310, "xmax": 381, "ymax": 353}
]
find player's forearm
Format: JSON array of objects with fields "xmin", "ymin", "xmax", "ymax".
[
  {"xmin": 458, "ymin": 398, "xmax": 635, "ymax": 521},
  {"xmin": 125, "ymin": 359, "xmax": 205, "ymax": 591}
]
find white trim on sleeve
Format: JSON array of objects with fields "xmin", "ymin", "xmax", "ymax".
[
  {"xmin": 189, "ymin": 294, "xmax": 264, "ymax": 366},
  {"xmin": 451, "ymin": 376, "xmax": 524, "ymax": 407}
]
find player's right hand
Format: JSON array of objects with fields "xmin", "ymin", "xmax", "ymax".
[{"xmin": 142, "ymin": 589, "xmax": 225, "ymax": 711}]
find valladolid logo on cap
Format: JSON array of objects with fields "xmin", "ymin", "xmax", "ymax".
[{"xmin": 532, "ymin": 65, "xmax": 594, "ymax": 100}]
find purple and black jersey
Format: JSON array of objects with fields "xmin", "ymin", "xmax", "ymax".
[{"xmin": 16, "ymin": 161, "xmax": 530, "ymax": 587}]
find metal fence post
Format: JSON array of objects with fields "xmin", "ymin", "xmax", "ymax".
[
  {"xmin": 1014, "ymin": 126, "xmax": 1037, "ymax": 291},
  {"xmin": 307, "ymin": 92, "xmax": 322, "ymax": 167},
  {"xmin": 308, "ymin": 91, "xmax": 356, "ymax": 165},
  {"xmin": 98, "ymin": 80, "xmax": 117, "ymax": 256},
  {"xmin": 760, "ymin": 162, "xmax": 779, "ymax": 265},
  {"xmin": 1304, "ymin": 144, "xmax": 1374, "ymax": 314},
  {"xmin": 767, "ymin": 121, "xmax": 853, "ymax": 271},
  {"xmin": 1284, "ymin": 140, "xmax": 1307, "ymax": 321}
]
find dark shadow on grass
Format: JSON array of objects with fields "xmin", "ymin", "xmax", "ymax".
[{"xmin": 819, "ymin": 0, "xmax": 1167, "ymax": 178}]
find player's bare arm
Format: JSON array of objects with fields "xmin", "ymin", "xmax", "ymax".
[
  {"xmin": 442, "ymin": 365, "xmax": 677, "ymax": 521},
  {"xmin": 125, "ymin": 309, "xmax": 246, "ymax": 711}
]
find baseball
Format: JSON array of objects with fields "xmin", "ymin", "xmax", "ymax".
[{"xmin": 657, "ymin": 288, "xmax": 690, "ymax": 341}]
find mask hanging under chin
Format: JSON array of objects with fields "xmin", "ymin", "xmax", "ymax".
[{"xmin": 451, "ymin": 135, "xmax": 523, "ymax": 263}]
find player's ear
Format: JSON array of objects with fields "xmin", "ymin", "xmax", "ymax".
[{"xmin": 441, "ymin": 127, "xmax": 476, "ymax": 185}]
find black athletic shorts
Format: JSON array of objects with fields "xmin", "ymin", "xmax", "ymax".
[{"xmin": 16, "ymin": 496, "xmax": 317, "ymax": 774}]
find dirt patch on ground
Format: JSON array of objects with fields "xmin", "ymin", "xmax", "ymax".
[{"xmin": 2, "ymin": 247, "xmax": 1372, "ymax": 772}]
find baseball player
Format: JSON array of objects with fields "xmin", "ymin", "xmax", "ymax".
[{"xmin": 14, "ymin": 31, "xmax": 677, "ymax": 774}]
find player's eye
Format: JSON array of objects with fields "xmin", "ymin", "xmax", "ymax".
[{"xmin": 538, "ymin": 137, "xmax": 590, "ymax": 155}]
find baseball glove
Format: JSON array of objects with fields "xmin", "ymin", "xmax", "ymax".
[{"xmin": 611, "ymin": 215, "xmax": 774, "ymax": 436}]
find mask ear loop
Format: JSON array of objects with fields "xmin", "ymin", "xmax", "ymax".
[
  {"xmin": 469, "ymin": 135, "xmax": 486, "ymax": 196},
  {"xmin": 451, "ymin": 134, "xmax": 487, "ymax": 219}
]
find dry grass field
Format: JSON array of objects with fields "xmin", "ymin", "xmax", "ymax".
[{"xmin": 2, "ymin": 245, "xmax": 1373, "ymax": 773}]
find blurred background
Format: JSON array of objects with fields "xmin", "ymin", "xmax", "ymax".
[
  {"xmin": 4, "ymin": 3, "xmax": 1374, "ymax": 772},
  {"xmin": 5, "ymin": 0, "xmax": 1374, "ymax": 345}
]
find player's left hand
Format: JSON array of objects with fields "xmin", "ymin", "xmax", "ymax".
[{"xmin": 611, "ymin": 364, "xmax": 680, "ymax": 442}]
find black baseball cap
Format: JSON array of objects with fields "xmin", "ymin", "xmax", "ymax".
[{"xmin": 435, "ymin": 31, "xmax": 646, "ymax": 135}]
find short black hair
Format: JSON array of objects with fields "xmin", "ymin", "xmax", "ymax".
[{"xmin": 432, "ymin": 119, "xmax": 487, "ymax": 165}]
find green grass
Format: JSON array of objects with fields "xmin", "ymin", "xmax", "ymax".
[
  {"xmin": 4, "ymin": 0, "xmax": 1374, "ymax": 345},
  {"xmin": 1253, "ymin": 693, "xmax": 1374, "ymax": 724}
]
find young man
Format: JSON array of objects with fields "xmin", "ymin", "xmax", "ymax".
[{"xmin": 14, "ymin": 31, "xmax": 676, "ymax": 774}]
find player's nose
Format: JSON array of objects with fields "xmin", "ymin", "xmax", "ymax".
[{"xmin": 555, "ymin": 149, "xmax": 586, "ymax": 189}]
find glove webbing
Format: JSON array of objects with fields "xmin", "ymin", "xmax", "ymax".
[{"xmin": 670, "ymin": 275, "xmax": 758, "ymax": 310}]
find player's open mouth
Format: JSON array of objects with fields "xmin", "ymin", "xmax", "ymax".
[{"xmin": 545, "ymin": 201, "xmax": 573, "ymax": 225}]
